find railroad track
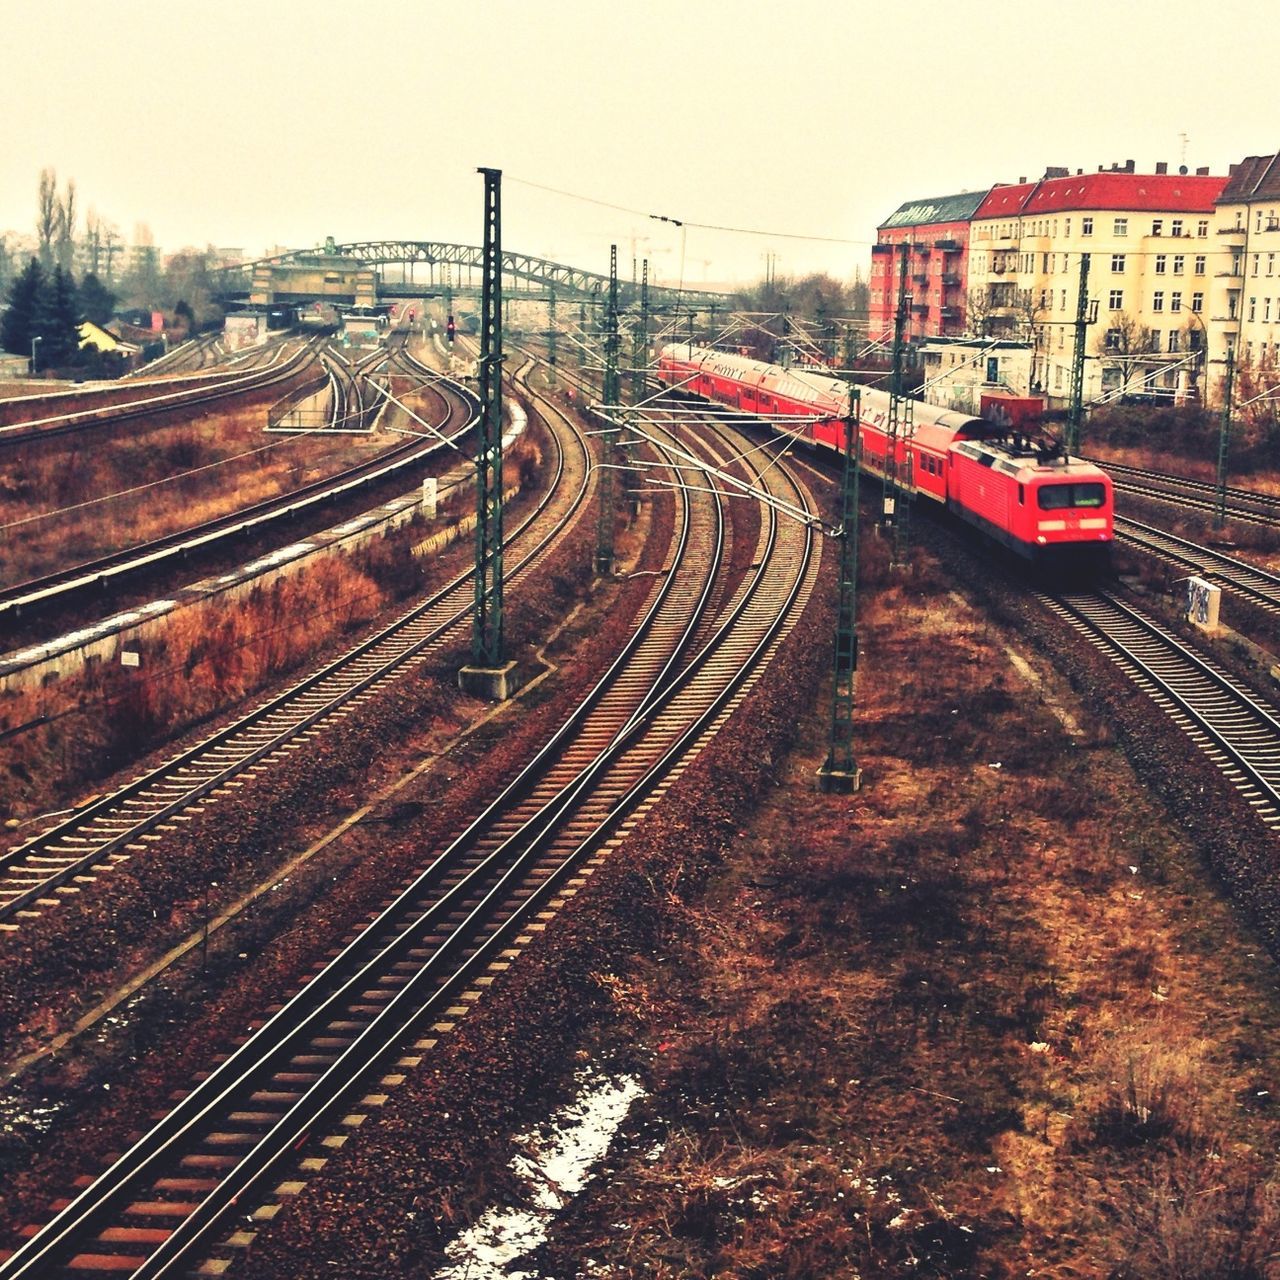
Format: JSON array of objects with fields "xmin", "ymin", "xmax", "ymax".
[
  {"xmin": 1039, "ymin": 588, "xmax": 1280, "ymax": 829},
  {"xmin": 0, "ymin": 340, "xmax": 321, "ymax": 449},
  {"xmin": 1106, "ymin": 458, "xmax": 1280, "ymax": 529},
  {"xmin": 0, "ymin": 369, "xmax": 471, "ymax": 632},
  {"xmin": 0, "ymin": 370, "xmax": 562, "ymax": 931},
  {"xmin": 1116, "ymin": 515, "xmax": 1280, "ymax": 616},
  {"xmin": 0, "ymin": 383, "xmax": 819, "ymax": 1280}
]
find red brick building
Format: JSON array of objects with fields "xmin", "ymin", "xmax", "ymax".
[{"xmin": 869, "ymin": 190, "xmax": 990, "ymax": 343}]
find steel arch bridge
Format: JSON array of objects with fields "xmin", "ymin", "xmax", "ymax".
[{"xmin": 214, "ymin": 239, "xmax": 733, "ymax": 309}]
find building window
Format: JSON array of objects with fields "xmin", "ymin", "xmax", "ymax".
[
  {"xmin": 1173, "ymin": 255, "xmax": 1185, "ymax": 274},
  {"xmin": 1253, "ymin": 254, "xmax": 1261, "ymax": 276},
  {"xmin": 1172, "ymin": 219, "xmax": 1184, "ymax": 237},
  {"xmin": 1155, "ymin": 254, "xmax": 1167, "ymax": 274},
  {"xmin": 1169, "ymin": 330, "xmax": 1181, "ymax": 351},
  {"xmin": 1065, "ymin": 218, "xmax": 1071, "ymax": 236},
  {"xmin": 1104, "ymin": 328, "xmax": 1121, "ymax": 350},
  {"xmin": 1267, "ymin": 298, "xmax": 1274, "ymax": 322},
  {"xmin": 1194, "ymin": 255, "xmax": 1206, "ymax": 275},
  {"xmin": 1270, "ymin": 253, "xmax": 1276, "ymax": 276},
  {"xmin": 1249, "ymin": 296, "xmax": 1257, "ymax": 321},
  {"xmin": 1043, "ymin": 252, "xmax": 1050, "ymax": 273},
  {"xmin": 1111, "ymin": 253, "xmax": 1126, "ymax": 272},
  {"xmin": 1171, "ymin": 291, "xmax": 1182, "ymax": 312},
  {"xmin": 1114, "ymin": 218, "xmax": 1129, "ymax": 236},
  {"xmin": 1082, "ymin": 217, "xmax": 1094, "ymax": 236},
  {"xmin": 1150, "ymin": 332, "xmax": 1162, "ymax": 352},
  {"xmin": 1198, "ymin": 219, "xmax": 1209, "ymax": 237},
  {"xmin": 1108, "ymin": 289, "xmax": 1124, "ymax": 310},
  {"xmin": 1153, "ymin": 291, "xmax": 1165, "ymax": 312},
  {"xmin": 1060, "ymin": 289, "xmax": 1067, "ymax": 310},
  {"xmin": 1152, "ymin": 219, "xmax": 1164, "ymax": 236}
]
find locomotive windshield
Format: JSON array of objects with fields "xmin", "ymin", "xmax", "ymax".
[{"xmin": 1038, "ymin": 482, "xmax": 1106, "ymax": 510}]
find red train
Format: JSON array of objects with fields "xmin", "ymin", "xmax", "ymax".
[{"xmin": 655, "ymin": 344, "xmax": 1113, "ymax": 573}]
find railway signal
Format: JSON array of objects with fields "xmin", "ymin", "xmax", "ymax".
[{"xmin": 446, "ymin": 314, "xmax": 456, "ymax": 342}]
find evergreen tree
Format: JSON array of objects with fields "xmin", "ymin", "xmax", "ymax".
[
  {"xmin": 1, "ymin": 257, "xmax": 43, "ymax": 356},
  {"xmin": 35, "ymin": 265, "xmax": 83, "ymax": 366},
  {"xmin": 79, "ymin": 272, "xmax": 117, "ymax": 326}
]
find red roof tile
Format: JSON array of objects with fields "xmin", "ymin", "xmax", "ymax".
[{"xmin": 975, "ymin": 172, "xmax": 1225, "ymax": 220}]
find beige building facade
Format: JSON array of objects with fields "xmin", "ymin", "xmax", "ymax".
[{"xmin": 966, "ymin": 165, "xmax": 1227, "ymax": 407}]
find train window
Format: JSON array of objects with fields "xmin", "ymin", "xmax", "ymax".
[
  {"xmin": 1018, "ymin": 484, "xmax": 1025, "ymax": 505},
  {"xmin": 1038, "ymin": 483, "xmax": 1106, "ymax": 509}
]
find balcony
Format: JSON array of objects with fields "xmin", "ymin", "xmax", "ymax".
[
  {"xmin": 934, "ymin": 238, "xmax": 960, "ymax": 251},
  {"xmin": 871, "ymin": 243, "xmax": 894, "ymax": 254},
  {"xmin": 913, "ymin": 245, "xmax": 932, "ymax": 257},
  {"xmin": 910, "ymin": 302, "xmax": 930, "ymax": 313},
  {"xmin": 940, "ymin": 306, "xmax": 960, "ymax": 317},
  {"xmin": 942, "ymin": 272, "xmax": 961, "ymax": 286},
  {"xmin": 1217, "ymin": 225, "xmax": 1246, "ymax": 236},
  {"xmin": 912, "ymin": 272, "xmax": 929, "ymax": 285}
]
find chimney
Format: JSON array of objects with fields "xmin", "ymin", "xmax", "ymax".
[
  {"xmin": 1155, "ymin": 161, "xmax": 1168, "ymax": 175},
  {"xmin": 1043, "ymin": 166, "xmax": 1068, "ymax": 178},
  {"xmin": 1196, "ymin": 166, "xmax": 1210, "ymax": 176},
  {"xmin": 1229, "ymin": 163, "xmax": 1239, "ymax": 176},
  {"xmin": 1077, "ymin": 169, "xmax": 1083, "ymax": 175},
  {"xmin": 1179, "ymin": 165, "xmax": 1189, "ymax": 175},
  {"xmin": 1125, "ymin": 159, "xmax": 1135, "ymax": 173},
  {"xmin": 1018, "ymin": 176, "xmax": 1026, "ymax": 183}
]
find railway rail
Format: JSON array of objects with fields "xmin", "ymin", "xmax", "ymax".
[
  {"xmin": 0, "ymin": 345, "xmax": 464, "ymax": 632},
  {"xmin": 0, "ymin": 371, "xmax": 555, "ymax": 930},
  {"xmin": 0, "ymin": 376, "xmax": 820, "ymax": 1279},
  {"xmin": 1115, "ymin": 514, "xmax": 1280, "ymax": 616},
  {"xmin": 1106, "ymin": 458, "xmax": 1280, "ymax": 528},
  {"xmin": 1040, "ymin": 588, "xmax": 1280, "ymax": 829},
  {"xmin": 0, "ymin": 340, "xmax": 321, "ymax": 449}
]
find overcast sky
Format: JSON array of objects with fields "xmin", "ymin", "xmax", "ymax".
[{"xmin": 2, "ymin": 0, "xmax": 1275, "ymax": 287}]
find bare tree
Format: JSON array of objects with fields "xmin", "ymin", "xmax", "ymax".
[
  {"xmin": 56, "ymin": 178, "xmax": 77, "ymax": 272},
  {"xmin": 966, "ymin": 285, "xmax": 995, "ymax": 338},
  {"xmin": 102, "ymin": 221, "xmax": 121, "ymax": 284},
  {"xmin": 36, "ymin": 167, "xmax": 59, "ymax": 269},
  {"xmin": 1095, "ymin": 311, "xmax": 1158, "ymax": 398},
  {"xmin": 83, "ymin": 207, "xmax": 102, "ymax": 276}
]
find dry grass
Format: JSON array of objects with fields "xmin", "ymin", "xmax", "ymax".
[
  {"xmin": 0, "ymin": 394, "xmax": 386, "ymax": 586},
  {"xmin": 0, "ymin": 533, "xmax": 429, "ymax": 820},
  {"xmin": 527, "ymin": 539, "xmax": 1280, "ymax": 1278}
]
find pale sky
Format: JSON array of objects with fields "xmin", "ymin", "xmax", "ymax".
[{"xmin": 2, "ymin": 0, "xmax": 1275, "ymax": 288}]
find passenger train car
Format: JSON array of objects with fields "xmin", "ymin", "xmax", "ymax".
[{"xmin": 655, "ymin": 344, "xmax": 1113, "ymax": 573}]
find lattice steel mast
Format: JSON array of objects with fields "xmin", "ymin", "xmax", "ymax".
[
  {"xmin": 819, "ymin": 389, "xmax": 863, "ymax": 793},
  {"xmin": 471, "ymin": 167, "xmax": 505, "ymax": 668},
  {"xmin": 594, "ymin": 245, "xmax": 621, "ymax": 574}
]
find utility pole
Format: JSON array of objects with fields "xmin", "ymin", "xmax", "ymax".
[
  {"xmin": 459, "ymin": 166, "xmax": 514, "ymax": 699},
  {"xmin": 883, "ymin": 243, "xmax": 914, "ymax": 568},
  {"xmin": 1066, "ymin": 252, "xmax": 1094, "ymax": 457},
  {"xmin": 594, "ymin": 245, "xmax": 620, "ymax": 575},
  {"xmin": 1215, "ymin": 345, "xmax": 1236, "ymax": 529},
  {"xmin": 630, "ymin": 259, "xmax": 649, "ymax": 404},
  {"xmin": 819, "ymin": 389, "xmax": 862, "ymax": 793},
  {"xmin": 547, "ymin": 288, "xmax": 557, "ymax": 387}
]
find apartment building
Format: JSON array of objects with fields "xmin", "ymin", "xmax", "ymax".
[
  {"xmin": 869, "ymin": 190, "xmax": 989, "ymax": 344},
  {"xmin": 1212, "ymin": 153, "xmax": 1280, "ymax": 393},
  {"xmin": 967, "ymin": 163, "xmax": 1227, "ymax": 406}
]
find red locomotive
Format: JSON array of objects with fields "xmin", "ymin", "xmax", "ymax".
[{"xmin": 655, "ymin": 344, "xmax": 1113, "ymax": 573}]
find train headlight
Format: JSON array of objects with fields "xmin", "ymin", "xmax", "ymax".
[{"xmin": 1036, "ymin": 535, "xmax": 1047, "ymax": 544}]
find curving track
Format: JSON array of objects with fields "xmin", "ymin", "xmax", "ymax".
[
  {"xmin": 1040, "ymin": 588, "xmax": 1280, "ymax": 829},
  {"xmin": 0, "ymin": 372, "xmax": 562, "ymax": 930},
  {"xmin": 0, "ymin": 373, "xmax": 821, "ymax": 1279}
]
